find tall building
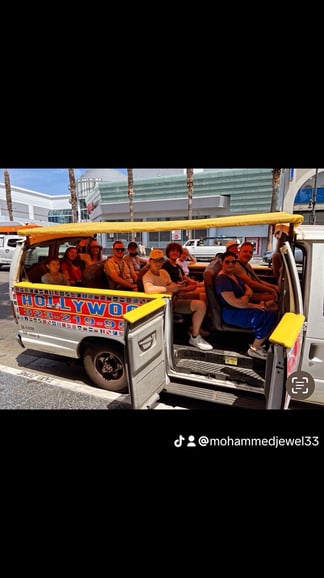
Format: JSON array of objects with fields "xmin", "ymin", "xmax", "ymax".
[
  {"xmin": 0, "ymin": 182, "xmax": 70, "ymax": 225},
  {"xmin": 77, "ymin": 168, "xmax": 273, "ymax": 254}
]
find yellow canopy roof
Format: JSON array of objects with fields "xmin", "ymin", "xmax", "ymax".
[{"xmin": 19, "ymin": 212, "xmax": 304, "ymax": 245}]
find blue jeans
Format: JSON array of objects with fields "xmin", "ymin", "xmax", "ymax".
[{"xmin": 222, "ymin": 308, "xmax": 277, "ymax": 340}]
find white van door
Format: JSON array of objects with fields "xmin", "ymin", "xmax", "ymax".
[
  {"xmin": 300, "ymin": 241, "xmax": 324, "ymax": 404},
  {"xmin": 123, "ymin": 298, "xmax": 168, "ymax": 409},
  {"xmin": 265, "ymin": 242, "xmax": 305, "ymax": 409}
]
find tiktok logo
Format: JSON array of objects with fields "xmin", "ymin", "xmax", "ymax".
[
  {"xmin": 174, "ymin": 435, "xmax": 185, "ymax": 447},
  {"xmin": 174, "ymin": 434, "xmax": 196, "ymax": 448}
]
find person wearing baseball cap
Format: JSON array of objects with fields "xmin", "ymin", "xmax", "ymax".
[
  {"xmin": 226, "ymin": 240, "xmax": 240, "ymax": 254},
  {"xmin": 204, "ymin": 240, "xmax": 240, "ymax": 279},
  {"xmin": 142, "ymin": 247, "xmax": 212, "ymax": 351},
  {"xmin": 149, "ymin": 248, "xmax": 165, "ymax": 260}
]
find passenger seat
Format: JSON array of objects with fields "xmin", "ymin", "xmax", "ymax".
[{"xmin": 204, "ymin": 268, "xmax": 253, "ymax": 334}]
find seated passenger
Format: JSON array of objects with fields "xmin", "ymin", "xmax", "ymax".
[
  {"xmin": 234, "ymin": 242, "xmax": 279, "ymax": 308},
  {"xmin": 214, "ymin": 251, "xmax": 278, "ymax": 360},
  {"xmin": 41, "ymin": 257, "xmax": 68, "ymax": 285},
  {"xmin": 143, "ymin": 249, "xmax": 212, "ymax": 351},
  {"xmin": 162, "ymin": 241, "xmax": 206, "ymax": 302},
  {"xmin": 204, "ymin": 240, "xmax": 239, "ymax": 277},
  {"xmin": 123, "ymin": 241, "xmax": 147, "ymax": 283},
  {"xmin": 176, "ymin": 248, "xmax": 196, "ymax": 276},
  {"xmin": 80, "ymin": 239, "xmax": 105, "ymax": 268},
  {"xmin": 60, "ymin": 247, "xmax": 84, "ymax": 286},
  {"xmin": 104, "ymin": 240, "xmax": 137, "ymax": 291}
]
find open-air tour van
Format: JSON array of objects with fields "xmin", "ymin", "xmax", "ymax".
[{"xmin": 8, "ymin": 211, "xmax": 324, "ymax": 409}]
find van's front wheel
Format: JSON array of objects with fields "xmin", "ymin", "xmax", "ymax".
[{"xmin": 83, "ymin": 344, "xmax": 127, "ymax": 392}]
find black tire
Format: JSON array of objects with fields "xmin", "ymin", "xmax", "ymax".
[{"xmin": 83, "ymin": 343, "xmax": 127, "ymax": 392}]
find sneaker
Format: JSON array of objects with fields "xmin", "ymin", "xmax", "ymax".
[
  {"xmin": 247, "ymin": 346, "xmax": 268, "ymax": 360},
  {"xmin": 189, "ymin": 334, "xmax": 213, "ymax": 351}
]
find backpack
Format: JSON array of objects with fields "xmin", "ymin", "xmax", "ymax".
[{"xmin": 82, "ymin": 261, "xmax": 108, "ymax": 289}]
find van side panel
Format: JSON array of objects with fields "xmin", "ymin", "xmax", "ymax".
[{"xmin": 12, "ymin": 282, "xmax": 154, "ymax": 358}]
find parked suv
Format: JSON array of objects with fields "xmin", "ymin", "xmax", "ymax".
[
  {"xmin": 262, "ymin": 250, "xmax": 273, "ymax": 265},
  {"xmin": 263, "ymin": 247, "xmax": 303, "ymax": 267},
  {"xmin": 0, "ymin": 235, "xmax": 24, "ymax": 269}
]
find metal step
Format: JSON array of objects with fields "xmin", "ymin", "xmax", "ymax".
[
  {"xmin": 172, "ymin": 345, "xmax": 265, "ymax": 389},
  {"xmin": 164, "ymin": 381, "xmax": 266, "ymax": 409}
]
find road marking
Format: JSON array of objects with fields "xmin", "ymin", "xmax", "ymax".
[
  {"xmin": 0, "ymin": 363, "xmax": 121, "ymax": 402},
  {"xmin": 0, "ymin": 364, "xmax": 186, "ymax": 409}
]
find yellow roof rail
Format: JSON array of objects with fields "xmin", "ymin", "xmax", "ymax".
[{"xmin": 19, "ymin": 211, "xmax": 304, "ymax": 245}]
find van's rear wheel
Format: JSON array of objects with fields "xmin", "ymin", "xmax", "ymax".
[{"xmin": 83, "ymin": 344, "xmax": 127, "ymax": 392}]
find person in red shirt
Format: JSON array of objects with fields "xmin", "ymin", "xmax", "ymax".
[{"xmin": 60, "ymin": 247, "xmax": 83, "ymax": 286}]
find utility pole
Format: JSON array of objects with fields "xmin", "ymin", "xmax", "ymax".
[
  {"xmin": 127, "ymin": 168, "xmax": 135, "ymax": 241},
  {"xmin": 267, "ymin": 168, "xmax": 281, "ymax": 250},
  {"xmin": 187, "ymin": 168, "xmax": 193, "ymax": 240},
  {"xmin": 4, "ymin": 169, "xmax": 14, "ymax": 221},
  {"xmin": 68, "ymin": 168, "xmax": 78, "ymax": 223}
]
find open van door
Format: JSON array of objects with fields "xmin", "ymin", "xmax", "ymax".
[
  {"xmin": 264, "ymin": 242, "xmax": 305, "ymax": 409},
  {"xmin": 123, "ymin": 298, "xmax": 168, "ymax": 409}
]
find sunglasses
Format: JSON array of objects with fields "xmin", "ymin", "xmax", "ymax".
[
  {"xmin": 224, "ymin": 259, "xmax": 237, "ymax": 264},
  {"xmin": 114, "ymin": 248, "xmax": 125, "ymax": 252}
]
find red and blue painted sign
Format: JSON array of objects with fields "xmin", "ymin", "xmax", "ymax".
[{"xmin": 13, "ymin": 287, "xmax": 151, "ymax": 335}]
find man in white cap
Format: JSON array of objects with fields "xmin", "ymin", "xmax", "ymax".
[
  {"xmin": 204, "ymin": 239, "xmax": 240, "ymax": 279},
  {"xmin": 225, "ymin": 240, "xmax": 240, "ymax": 256}
]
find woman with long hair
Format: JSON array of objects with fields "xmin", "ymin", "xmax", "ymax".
[{"xmin": 60, "ymin": 246, "xmax": 83, "ymax": 286}]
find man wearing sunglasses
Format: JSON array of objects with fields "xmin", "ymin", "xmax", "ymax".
[{"xmin": 104, "ymin": 241, "xmax": 138, "ymax": 290}]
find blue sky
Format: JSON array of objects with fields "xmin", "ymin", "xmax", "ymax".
[{"xmin": 1, "ymin": 168, "xmax": 127, "ymax": 196}]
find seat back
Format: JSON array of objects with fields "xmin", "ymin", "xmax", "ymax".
[
  {"xmin": 26, "ymin": 261, "xmax": 48, "ymax": 283},
  {"xmin": 204, "ymin": 268, "xmax": 253, "ymax": 334},
  {"xmin": 204, "ymin": 268, "xmax": 228, "ymax": 331},
  {"xmin": 136, "ymin": 263, "xmax": 149, "ymax": 292},
  {"xmin": 82, "ymin": 261, "xmax": 108, "ymax": 289}
]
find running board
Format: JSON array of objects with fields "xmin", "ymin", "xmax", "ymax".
[
  {"xmin": 172, "ymin": 345, "xmax": 265, "ymax": 389},
  {"xmin": 163, "ymin": 381, "xmax": 266, "ymax": 409}
]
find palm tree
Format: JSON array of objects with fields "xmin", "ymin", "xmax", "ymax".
[
  {"xmin": 127, "ymin": 168, "xmax": 135, "ymax": 241},
  {"xmin": 267, "ymin": 168, "xmax": 281, "ymax": 250},
  {"xmin": 4, "ymin": 169, "xmax": 14, "ymax": 221},
  {"xmin": 186, "ymin": 168, "xmax": 194, "ymax": 240},
  {"xmin": 68, "ymin": 168, "xmax": 78, "ymax": 223}
]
